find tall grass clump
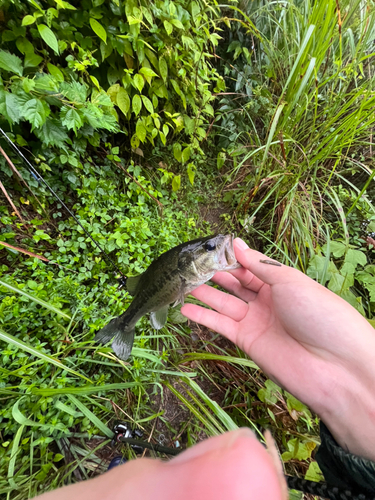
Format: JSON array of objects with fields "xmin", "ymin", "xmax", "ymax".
[{"xmin": 217, "ymin": 0, "xmax": 375, "ymax": 267}]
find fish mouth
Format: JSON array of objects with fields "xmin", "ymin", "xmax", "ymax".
[{"xmin": 223, "ymin": 234, "xmax": 239, "ymax": 268}]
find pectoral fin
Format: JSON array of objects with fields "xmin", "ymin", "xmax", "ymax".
[{"xmin": 150, "ymin": 305, "xmax": 169, "ymax": 329}]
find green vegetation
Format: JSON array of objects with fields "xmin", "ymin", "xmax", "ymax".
[{"xmin": 0, "ymin": 0, "xmax": 374, "ymax": 498}]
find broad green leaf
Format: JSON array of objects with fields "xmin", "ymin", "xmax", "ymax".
[
  {"xmin": 21, "ymin": 97, "xmax": 47, "ymax": 128},
  {"xmin": 67, "ymin": 395, "xmax": 113, "ymax": 437},
  {"xmin": 133, "ymin": 73, "xmax": 144, "ymax": 92},
  {"xmin": 107, "ymin": 83, "xmax": 120, "ymax": 103},
  {"xmin": 0, "ymin": 279, "xmax": 70, "ymax": 319},
  {"xmin": 132, "ymin": 94, "xmax": 142, "ymax": 116},
  {"xmin": 136, "ymin": 119, "xmax": 147, "ymax": 142},
  {"xmin": 22, "ymin": 15, "xmax": 36, "ymax": 26},
  {"xmin": 0, "ymin": 328, "xmax": 90, "ymax": 381},
  {"xmin": 0, "ymin": 50, "xmax": 23, "ymax": 76},
  {"xmin": 163, "ymin": 20, "xmax": 173, "ymax": 35},
  {"xmin": 344, "ymin": 248, "xmax": 367, "ymax": 268},
  {"xmin": 305, "ymin": 462, "xmax": 324, "ymax": 482},
  {"xmin": 159, "ymin": 130, "xmax": 166, "ymax": 145},
  {"xmin": 116, "ymin": 87, "xmax": 130, "ymax": 115},
  {"xmin": 172, "ymin": 174, "xmax": 181, "ymax": 191},
  {"xmin": 181, "ymin": 146, "xmax": 191, "ymax": 163},
  {"xmin": 60, "ymin": 106, "xmax": 83, "ymax": 134},
  {"xmin": 187, "ymin": 163, "xmax": 195, "ymax": 185},
  {"xmin": 0, "ymin": 91, "xmax": 22, "ymax": 124},
  {"xmin": 159, "ymin": 58, "xmax": 168, "ymax": 82},
  {"xmin": 47, "ymin": 62, "xmax": 64, "ymax": 82},
  {"xmin": 173, "ymin": 142, "xmax": 182, "ymax": 162},
  {"xmin": 16, "ymin": 38, "xmax": 34, "ymax": 55},
  {"xmin": 141, "ymin": 95, "xmax": 153, "ymax": 113},
  {"xmin": 90, "ymin": 75, "xmax": 100, "ymax": 90},
  {"xmin": 38, "ymin": 24, "xmax": 59, "ymax": 54},
  {"xmin": 90, "ymin": 18, "xmax": 107, "ymax": 43},
  {"xmin": 22, "ymin": 78, "xmax": 36, "ymax": 93},
  {"xmin": 24, "ymin": 52, "xmax": 43, "ymax": 68},
  {"xmin": 170, "ymin": 19, "xmax": 184, "ymax": 29},
  {"xmin": 139, "ymin": 66, "xmax": 158, "ymax": 80},
  {"xmin": 217, "ymin": 151, "xmax": 226, "ymax": 169},
  {"xmin": 328, "ymin": 271, "xmax": 353, "ymax": 294}
]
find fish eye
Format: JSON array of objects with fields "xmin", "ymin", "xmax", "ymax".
[{"xmin": 204, "ymin": 242, "xmax": 216, "ymax": 251}]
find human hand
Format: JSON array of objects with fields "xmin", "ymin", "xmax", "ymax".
[
  {"xmin": 181, "ymin": 239, "xmax": 375, "ymax": 461},
  {"xmin": 36, "ymin": 429, "xmax": 284, "ymax": 500}
]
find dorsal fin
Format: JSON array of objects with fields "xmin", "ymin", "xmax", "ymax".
[{"xmin": 126, "ymin": 274, "xmax": 142, "ymax": 296}]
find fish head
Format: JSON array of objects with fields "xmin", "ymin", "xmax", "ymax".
[{"xmin": 179, "ymin": 234, "xmax": 241, "ymax": 283}]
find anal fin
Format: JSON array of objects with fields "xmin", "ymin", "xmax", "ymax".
[{"xmin": 150, "ymin": 305, "xmax": 169, "ymax": 329}]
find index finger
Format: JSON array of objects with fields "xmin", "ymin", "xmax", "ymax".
[{"xmin": 234, "ymin": 238, "xmax": 307, "ymax": 286}]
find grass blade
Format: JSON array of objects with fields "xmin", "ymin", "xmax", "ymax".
[
  {"xmin": 31, "ymin": 382, "xmax": 140, "ymax": 397},
  {"xmin": 8, "ymin": 425, "xmax": 25, "ymax": 489},
  {"xmin": 67, "ymin": 394, "xmax": 113, "ymax": 438},
  {"xmin": 0, "ymin": 279, "xmax": 71, "ymax": 320},
  {"xmin": 182, "ymin": 352, "xmax": 259, "ymax": 370},
  {"xmin": 0, "ymin": 328, "xmax": 91, "ymax": 382}
]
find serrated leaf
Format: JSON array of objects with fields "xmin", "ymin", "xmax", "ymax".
[
  {"xmin": 60, "ymin": 105, "xmax": 83, "ymax": 134},
  {"xmin": 133, "ymin": 73, "xmax": 144, "ymax": 93},
  {"xmin": 22, "ymin": 15, "xmax": 36, "ymax": 26},
  {"xmin": 172, "ymin": 174, "xmax": 181, "ymax": 191},
  {"xmin": 136, "ymin": 119, "xmax": 147, "ymax": 142},
  {"xmin": 141, "ymin": 95, "xmax": 153, "ymax": 113},
  {"xmin": 163, "ymin": 20, "xmax": 173, "ymax": 35},
  {"xmin": 0, "ymin": 50, "xmax": 23, "ymax": 76},
  {"xmin": 38, "ymin": 24, "xmax": 59, "ymax": 54},
  {"xmin": 159, "ymin": 58, "xmax": 168, "ymax": 82},
  {"xmin": 47, "ymin": 62, "xmax": 64, "ymax": 82},
  {"xmin": 132, "ymin": 94, "xmax": 142, "ymax": 116},
  {"xmin": 90, "ymin": 18, "xmax": 107, "ymax": 44},
  {"xmin": 21, "ymin": 98, "xmax": 49, "ymax": 130},
  {"xmin": 34, "ymin": 118, "xmax": 69, "ymax": 147},
  {"xmin": 0, "ymin": 91, "xmax": 21, "ymax": 124},
  {"xmin": 116, "ymin": 87, "xmax": 130, "ymax": 115}
]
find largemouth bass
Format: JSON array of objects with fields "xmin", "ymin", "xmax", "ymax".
[{"xmin": 95, "ymin": 234, "xmax": 240, "ymax": 360}]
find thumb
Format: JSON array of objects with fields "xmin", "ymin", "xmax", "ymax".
[{"xmin": 234, "ymin": 238, "xmax": 306, "ymax": 286}]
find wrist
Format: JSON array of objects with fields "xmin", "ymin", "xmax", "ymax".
[{"xmin": 318, "ymin": 370, "xmax": 375, "ymax": 461}]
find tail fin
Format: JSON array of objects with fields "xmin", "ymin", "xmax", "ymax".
[{"xmin": 95, "ymin": 316, "xmax": 135, "ymax": 360}]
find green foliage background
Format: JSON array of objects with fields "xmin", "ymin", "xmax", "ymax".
[{"xmin": 1, "ymin": 0, "xmax": 375, "ymax": 497}]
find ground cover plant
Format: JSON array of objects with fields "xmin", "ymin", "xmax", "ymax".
[{"xmin": 1, "ymin": 0, "xmax": 375, "ymax": 499}]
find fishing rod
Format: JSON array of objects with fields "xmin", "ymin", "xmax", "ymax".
[
  {"xmin": 0, "ymin": 128, "xmax": 127, "ymax": 287},
  {"xmin": 112, "ymin": 423, "xmax": 374, "ymax": 500}
]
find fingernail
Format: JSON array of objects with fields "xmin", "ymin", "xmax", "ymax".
[
  {"xmin": 171, "ymin": 428, "xmax": 256, "ymax": 464},
  {"xmin": 235, "ymin": 238, "xmax": 249, "ymax": 250}
]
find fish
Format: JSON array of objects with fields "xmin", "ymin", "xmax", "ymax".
[{"xmin": 95, "ymin": 234, "xmax": 241, "ymax": 360}]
